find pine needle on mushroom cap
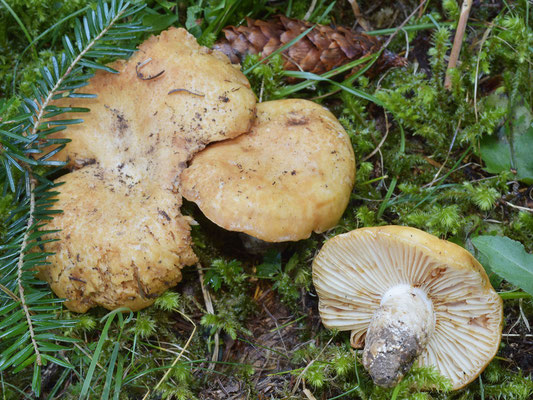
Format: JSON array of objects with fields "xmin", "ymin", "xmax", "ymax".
[
  {"xmin": 312, "ymin": 226, "xmax": 503, "ymax": 390},
  {"xmin": 38, "ymin": 28, "xmax": 257, "ymax": 313}
]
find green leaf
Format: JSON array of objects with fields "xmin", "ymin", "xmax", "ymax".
[
  {"xmin": 472, "ymin": 235, "xmax": 533, "ymax": 295},
  {"xmin": 185, "ymin": 5, "xmax": 203, "ymax": 37},
  {"xmin": 256, "ymin": 251, "xmax": 282, "ymax": 278},
  {"xmin": 480, "ymin": 100, "xmax": 533, "ymax": 184},
  {"xmin": 513, "ymin": 126, "xmax": 533, "ymax": 184},
  {"xmin": 142, "ymin": 13, "xmax": 178, "ymax": 32}
]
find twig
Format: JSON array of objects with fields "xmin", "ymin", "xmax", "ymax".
[
  {"xmin": 136, "ymin": 58, "xmax": 165, "ymax": 80},
  {"xmin": 303, "ymin": 0, "xmax": 317, "ymax": 20},
  {"xmin": 141, "ymin": 309, "xmax": 197, "ymax": 400},
  {"xmin": 418, "ymin": 0, "xmax": 426, "ymax": 18},
  {"xmin": 348, "ymin": 0, "xmax": 371, "ymax": 31},
  {"xmin": 519, "ymin": 299, "xmax": 531, "ymax": 332},
  {"xmin": 444, "ymin": 0, "xmax": 474, "ymax": 89},
  {"xmin": 382, "ymin": 0, "xmax": 428, "ymax": 49},
  {"xmin": 197, "ymin": 263, "xmax": 220, "ymax": 370},
  {"xmin": 303, "ymin": 388, "xmax": 318, "ymax": 400},
  {"xmin": 73, "ymin": 342, "xmax": 105, "ymax": 370},
  {"xmin": 426, "ymin": 118, "xmax": 462, "ymax": 188},
  {"xmin": 167, "ymin": 88, "xmax": 204, "ymax": 96},
  {"xmin": 473, "ymin": 25, "xmax": 494, "ymax": 121},
  {"xmin": 362, "ymin": 111, "xmax": 390, "ymax": 162},
  {"xmin": 290, "ymin": 337, "xmax": 333, "ymax": 395},
  {"xmin": 17, "ymin": 179, "xmax": 41, "ymax": 366},
  {"xmin": 504, "ymin": 201, "xmax": 533, "ymax": 213}
]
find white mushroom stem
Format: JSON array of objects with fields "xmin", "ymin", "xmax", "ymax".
[{"xmin": 362, "ymin": 284, "xmax": 435, "ymax": 387}]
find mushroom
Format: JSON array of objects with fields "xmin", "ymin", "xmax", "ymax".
[
  {"xmin": 180, "ymin": 99, "xmax": 356, "ymax": 251},
  {"xmin": 37, "ymin": 28, "xmax": 257, "ymax": 312},
  {"xmin": 312, "ymin": 226, "xmax": 503, "ymax": 390}
]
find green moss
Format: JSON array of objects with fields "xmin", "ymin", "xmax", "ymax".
[{"xmin": 2, "ymin": 0, "xmax": 532, "ymax": 398}]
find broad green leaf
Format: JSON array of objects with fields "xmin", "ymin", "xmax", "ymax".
[
  {"xmin": 185, "ymin": 5, "xmax": 203, "ymax": 38},
  {"xmin": 472, "ymin": 235, "xmax": 533, "ymax": 296},
  {"xmin": 480, "ymin": 98, "xmax": 533, "ymax": 184},
  {"xmin": 142, "ymin": 13, "xmax": 178, "ymax": 32},
  {"xmin": 513, "ymin": 126, "xmax": 533, "ymax": 184},
  {"xmin": 256, "ymin": 250, "xmax": 282, "ymax": 278}
]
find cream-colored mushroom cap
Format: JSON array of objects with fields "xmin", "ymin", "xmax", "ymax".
[
  {"xmin": 312, "ymin": 226, "xmax": 503, "ymax": 390},
  {"xmin": 180, "ymin": 99, "xmax": 356, "ymax": 242}
]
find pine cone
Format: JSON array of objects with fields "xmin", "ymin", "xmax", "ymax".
[{"xmin": 213, "ymin": 15, "xmax": 406, "ymax": 78}]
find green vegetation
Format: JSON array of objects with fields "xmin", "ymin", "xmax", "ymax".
[{"xmin": 1, "ymin": 0, "xmax": 532, "ymax": 398}]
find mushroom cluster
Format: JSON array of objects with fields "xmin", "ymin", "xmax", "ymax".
[
  {"xmin": 38, "ymin": 28, "xmax": 356, "ymax": 313},
  {"xmin": 312, "ymin": 226, "xmax": 503, "ymax": 390}
]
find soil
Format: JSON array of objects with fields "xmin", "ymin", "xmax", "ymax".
[{"xmin": 197, "ymin": 285, "xmax": 321, "ymax": 399}]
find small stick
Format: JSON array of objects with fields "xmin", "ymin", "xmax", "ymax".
[
  {"xmin": 303, "ymin": 388, "xmax": 318, "ymax": 400},
  {"xmin": 136, "ymin": 58, "xmax": 165, "ymax": 80},
  {"xmin": 141, "ymin": 309, "xmax": 197, "ymax": 400},
  {"xmin": 362, "ymin": 111, "xmax": 390, "ymax": 162},
  {"xmin": 303, "ymin": 0, "xmax": 317, "ymax": 20},
  {"xmin": 348, "ymin": 0, "xmax": 371, "ymax": 31},
  {"xmin": 444, "ymin": 0, "xmax": 474, "ymax": 89},
  {"xmin": 290, "ymin": 337, "xmax": 333, "ymax": 395},
  {"xmin": 167, "ymin": 88, "xmax": 205, "ymax": 97},
  {"xmin": 473, "ymin": 25, "xmax": 494, "ymax": 121}
]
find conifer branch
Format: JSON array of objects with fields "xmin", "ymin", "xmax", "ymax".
[
  {"xmin": 29, "ymin": 6, "xmax": 127, "ymax": 137},
  {"xmin": 16, "ymin": 179, "xmax": 41, "ymax": 366},
  {"xmin": 0, "ymin": 1, "xmax": 147, "ymax": 393}
]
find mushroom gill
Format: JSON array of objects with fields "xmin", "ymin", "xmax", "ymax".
[{"xmin": 312, "ymin": 226, "xmax": 503, "ymax": 389}]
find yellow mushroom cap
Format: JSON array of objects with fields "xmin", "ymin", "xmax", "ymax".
[
  {"xmin": 312, "ymin": 226, "xmax": 503, "ymax": 390},
  {"xmin": 38, "ymin": 28, "xmax": 257, "ymax": 312},
  {"xmin": 39, "ymin": 167, "xmax": 197, "ymax": 313},
  {"xmin": 48, "ymin": 27, "xmax": 256, "ymax": 187},
  {"xmin": 180, "ymin": 99, "xmax": 356, "ymax": 242}
]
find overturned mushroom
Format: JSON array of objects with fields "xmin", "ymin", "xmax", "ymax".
[
  {"xmin": 180, "ymin": 99, "xmax": 356, "ymax": 251},
  {"xmin": 37, "ymin": 28, "xmax": 256, "ymax": 312},
  {"xmin": 312, "ymin": 226, "xmax": 503, "ymax": 390}
]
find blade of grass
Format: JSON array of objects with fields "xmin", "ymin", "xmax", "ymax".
[
  {"xmin": 274, "ymin": 53, "xmax": 377, "ymax": 98},
  {"xmin": 237, "ymin": 337, "xmax": 289, "ymax": 359},
  {"xmin": 377, "ymin": 177, "xmax": 398, "ymax": 219},
  {"xmin": 390, "ymin": 383, "xmax": 402, "ymax": 400},
  {"xmin": 44, "ymin": 367, "xmax": 71, "ymax": 400},
  {"xmin": 112, "ymin": 354, "xmax": 125, "ymax": 400},
  {"xmin": 327, "ymin": 385, "xmax": 360, "ymax": 400},
  {"xmin": 243, "ymin": 2, "xmax": 335, "ymax": 76},
  {"xmin": 366, "ymin": 22, "xmax": 452, "ymax": 36},
  {"xmin": 498, "ymin": 291, "xmax": 532, "ymax": 300},
  {"xmin": 79, "ymin": 308, "xmax": 132, "ymax": 400},
  {"xmin": 243, "ymin": 25, "xmax": 316, "ymax": 75},
  {"xmin": 280, "ymin": 70, "xmax": 386, "ymax": 106},
  {"xmin": 413, "ymin": 144, "xmax": 473, "ymax": 209},
  {"xmin": 101, "ymin": 342, "xmax": 120, "ymax": 400},
  {"xmin": 0, "ymin": 0, "xmax": 37, "ymax": 58},
  {"xmin": 141, "ymin": 308, "xmax": 196, "ymax": 400},
  {"xmin": 269, "ymin": 314, "xmax": 306, "ymax": 333}
]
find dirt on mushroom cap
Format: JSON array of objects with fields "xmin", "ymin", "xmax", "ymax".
[
  {"xmin": 48, "ymin": 28, "xmax": 255, "ymax": 186},
  {"xmin": 312, "ymin": 225, "xmax": 503, "ymax": 390},
  {"xmin": 38, "ymin": 167, "xmax": 197, "ymax": 312},
  {"xmin": 180, "ymin": 99, "xmax": 356, "ymax": 242},
  {"xmin": 38, "ymin": 28, "xmax": 257, "ymax": 312}
]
